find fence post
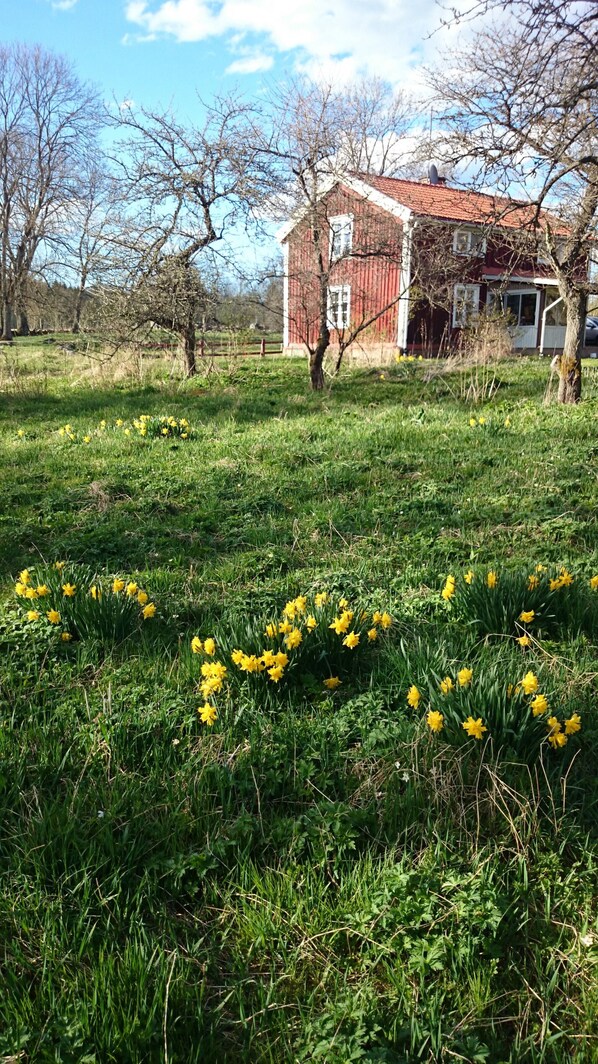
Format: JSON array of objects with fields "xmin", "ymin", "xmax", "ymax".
[{"xmin": 260, "ymin": 337, "xmax": 266, "ymax": 358}]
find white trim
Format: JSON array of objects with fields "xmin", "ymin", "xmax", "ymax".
[
  {"xmin": 397, "ymin": 218, "xmax": 415, "ymax": 350},
  {"xmin": 342, "ymin": 175, "xmax": 412, "ymax": 224},
  {"xmin": 482, "ymin": 273, "xmax": 557, "ymax": 285},
  {"xmin": 276, "ymin": 174, "xmax": 412, "ymax": 244},
  {"xmin": 282, "ymin": 241, "xmax": 289, "ymax": 348},
  {"xmin": 327, "ymin": 284, "xmax": 351, "ymax": 330}
]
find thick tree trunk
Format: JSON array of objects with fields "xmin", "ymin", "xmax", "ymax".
[
  {"xmin": 1, "ymin": 299, "xmax": 12, "ymax": 341},
  {"xmin": 17, "ymin": 308, "xmax": 29, "ymax": 336},
  {"xmin": 557, "ymin": 289, "xmax": 585, "ymax": 404},
  {"xmin": 182, "ymin": 318, "xmax": 197, "ymax": 377},
  {"xmin": 310, "ymin": 326, "xmax": 329, "ymax": 391}
]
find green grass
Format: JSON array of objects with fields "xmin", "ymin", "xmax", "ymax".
[{"xmin": 0, "ymin": 343, "xmax": 597, "ymax": 1062}]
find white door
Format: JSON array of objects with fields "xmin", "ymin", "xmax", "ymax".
[{"xmin": 505, "ymin": 290, "xmax": 539, "ymax": 348}]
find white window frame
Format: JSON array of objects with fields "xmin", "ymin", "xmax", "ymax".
[
  {"xmin": 327, "ymin": 284, "xmax": 351, "ymax": 330},
  {"xmin": 503, "ymin": 288, "xmax": 540, "ymax": 329},
  {"xmin": 329, "ymin": 214, "xmax": 353, "ymax": 260},
  {"xmin": 452, "ymin": 284, "xmax": 480, "ymax": 327},
  {"xmin": 453, "ymin": 227, "xmax": 486, "ymax": 257}
]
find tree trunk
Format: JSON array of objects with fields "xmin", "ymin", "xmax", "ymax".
[
  {"xmin": 1, "ymin": 299, "xmax": 12, "ymax": 341},
  {"xmin": 182, "ymin": 318, "xmax": 197, "ymax": 377},
  {"xmin": 72, "ymin": 274, "xmax": 87, "ymax": 333},
  {"xmin": 557, "ymin": 289, "xmax": 585, "ymax": 403},
  {"xmin": 17, "ymin": 308, "xmax": 29, "ymax": 336},
  {"xmin": 310, "ymin": 327, "xmax": 329, "ymax": 391}
]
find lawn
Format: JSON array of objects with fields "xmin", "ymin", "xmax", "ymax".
[{"xmin": 0, "ymin": 343, "xmax": 597, "ymax": 1063}]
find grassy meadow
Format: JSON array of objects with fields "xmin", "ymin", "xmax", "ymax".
[{"xmin": 1, "ymin": 340, "xmax": 597, "ymax": 1062}]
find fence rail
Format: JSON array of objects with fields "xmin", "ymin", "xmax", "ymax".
[{"xmin": 198, "ymin": 337, "xmax": 283, "ymax": 359}]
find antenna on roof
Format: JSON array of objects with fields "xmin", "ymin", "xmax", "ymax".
[{"xmin": 428, "ymin": 163, "xmax": 439, "ymax": 185}]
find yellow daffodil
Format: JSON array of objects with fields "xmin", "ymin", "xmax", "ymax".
[
  {"xmin": 339, "ymin": 597, "xmax": 349, "ymax": 609},
  {"xmin": 25, "ymin": 587, "xmax": 38, "ymax": 599},
  {"xmin": 62, "ymin": 583, "xmax": 77, "ymax": 597},
  {"xmin": 426, "ymin": 710, "xmax": 444, "ymax": 733},
  {"xmin": 112, "ymin": 578, "xmax": 125, "ymax": 593},
  {"xmin": 504, "ymin": 417, "xmax": 511, "ymax": 427},
  {"xmin": 142, "ymin": 603, "xmax": 156, "ymax": 619},
  {"xmin": 283, "ymin": 600, "xmax": 297, "ymax": 619},
  {"xmin": 19, "ymin": 569, "xmax": 31, "ymax": 585},
  {"xmin": 458, "ymin": 667, "xmax": 473, "ymax": 687},
  {"xmin": 191, "ymin": 636, "xmax": 203, "ymax": 654},
  {"xmin": 564, "ymin": 714, "xmax": 581, "ymax": 735},
  {"xmin": 27, "ymin": 610, "xmax": 40, "ymax": 621},
  {"xmin": 469, "ymin": 417, "xmax": 477, "ymax": 427},
  {"xmin": 486, "ymin": 571, "xmax": 497, "ymax": 589},
  {"xmin": 14, "ymin": 582, "xmax": 27, "ymax": 596},
  {"xmin": 464, "ymin": 570, "xmax": 474, "ymax": 584},
  {"xmin": 314, "ymin": 592, "xmax": 328, "ymax": 607},
  {"xmin": 330, "ymin": 615, "xmax": 350, "ymax": 635},
  {"xmin": 549, "ymin": 730, "xmax": 568, "ymax": 748},
  {"xmin": 439, "ymin": 676, "xmax": 454, "ymax": 695},
  {"xmin": 198, "ymin": 703, "xmax": 218, "ymax": 726},
  {"xmin": 61, "ymin": 632, "xmax": 72, "ymax": 642},
  {"xmin": 261, "ymin": 650, "xmax": 277, "ymax": 668},
  {"xmin": 294, "ymin": 595, "xmax": 307, "ymax": 613},
  {"xmin": 442, "ymin": 576, "xmax": 456, "ymax": 601},
  {"xmin": 407, "ymin": 685, "xmax": 421, "ymax": 709},
  {"xmin": 380, "ymin": 612, "xmax": 392, "ymax": 629},
  {"xmin": 478, "ymin": 417, "xmax": 486, "ymax": 425},
  {"xmin": 47, "ymin": 609, "xmax": 61, "ymax": 624},
  {"xmin": 520, "ymin": 671, "xmax": 539, "ymax": 695},
  {"xmin": 528, "ymin": 574, "xmax": 539, "ymax": 590},
  {"xmin": 519, "ymin": 609, "xmax": 535, "ymax": 623},
  {"xmin": 268, "ymin": 665, "xmax": 284, "ymax": 683},
  {"xmin": 274, "ymin": 652, "xmax": 288, "ymax": 668},
  {"xmin": 284, "ymin": 628, "xmax": 303, "ymax": 649},
  {"xmin": 203, "ymin": 638, "xmax": 216, "ymax": 656},
  {"xmin": 323, "ymin": 676, "xmax": 341, "ymax": 689},
  {"xmin": 462, "ymin": 716, "xmax": 487, "ymax": 740},
  {"xmin": 137, "ymin": 590, "xmax": 148, "ymax": 605},
  {"xmin": 126, "ymin": 582, "xmax": 138, "ymax": 597},
  {"xmin": 306, "ymin": 615, "xmax": 317, "ymax": 630},
  {"xmin": 372, "ymin": 610, "xmax": 383, "ymax": 624},
  {"xmin": 36, "ymin": 585, "xmax": 49, "ymax": 597},
  {"xmin": 342, "ymin": 631, "xmax": 360, "ymax": 649},
  {"xmin": 367, "ymin": 627, "xmax": 378, "ymax": 641},
  {"xmin": 530, "ymin": 694, "xmax": 549, "ymax": 716},
  {"xmin": 17, "ymin": 428, "xmax": 24, "ymax": 437},
  {"xmin": 517, "ymin": 635, "xmax": 531, "ymax": 647},
  {"xmin": 279, "ymin": 620, "xmax": 292, "ymax": 634},
  {"xmin": 590, "ymin": 575, "xmax": 598, "ymax": 590},
  {"xmin": 265, "ymin": 622, "xmax": 277, "ymax": 638}
]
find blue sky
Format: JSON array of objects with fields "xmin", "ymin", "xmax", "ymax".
[{"xmin": 4, "ymin": 0, "xmax": 449, "ymax": 122}]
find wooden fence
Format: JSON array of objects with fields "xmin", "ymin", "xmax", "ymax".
[{"xmin": 198, "ymin": 337, "xmax": 283, "ymax": 359}]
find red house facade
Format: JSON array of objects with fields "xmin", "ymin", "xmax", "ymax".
[{"xmin": 278, "ymin": 174, "xmax": 573, "ymax": 359}]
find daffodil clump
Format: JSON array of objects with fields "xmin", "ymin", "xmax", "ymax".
[
  {"xmin": 56, "ymin": 415, "xmax": 193, "ymax": 444},
  {"xmin": 190, "ymin": 592, "xmax": 394, "ymax": 726},
  {"xmin": 440, "ymin": 564, "xmax": 598, "ymax": 638},
  {"xmin": 467, "ymin": 414, "xmax": 512, "ymax": 429},
  {"xmin": 13, "ymin": 563, "xmax": 157, "ymax": 644},
  {"xmin": 395, "ymin": 354, "xmax": 424, "ymax": 364},
  {"xmin": 409, "ymin": 662, "xmax": 582, "ymax": 760}
]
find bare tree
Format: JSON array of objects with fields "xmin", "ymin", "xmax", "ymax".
[
  {"xmin": 429, "ymin": 5, "xmax": 598, "ymax": 401},
  {"xmin": 0, "ymin": 44, "xmax": 102, "ymax": 340},
  {"xmin": 110, "ymin": 94, "xmax": 271, "ymax": 376},
  {"xmin": 268, "ymin": 76, "xmax": 417, "ymax": 389}
]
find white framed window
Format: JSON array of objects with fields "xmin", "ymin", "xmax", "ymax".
[
  {"xmin": 327, "ymin": 285, "xmax": 351, "ymax": 330},
  {"xmin": 329, "ymin": 215, "xmax": 353, "ymax": 259},
  {"xmin": 453, "ymin": 228, "xmax": 486, "ymax": 257},
  {"xmin": 453, "ymin": 284, "xmax": 480, "ymax": 327},
  {"xmin": 504, "ymin": 290, "xmax": 538, "ymax": 328}
]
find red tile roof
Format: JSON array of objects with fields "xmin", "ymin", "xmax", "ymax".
[{"xmin": 356, "ymin": 173, "xmax": 562, "ymax": 230}]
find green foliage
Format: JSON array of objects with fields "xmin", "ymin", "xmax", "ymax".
[{"xmin": 0, "ymin": 347, "xmax": 597, "ymax": 1062}]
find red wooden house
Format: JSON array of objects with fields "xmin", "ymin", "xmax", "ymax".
[{"xmin": 278, "ymin": 173, "xmax": 573, "ymax": 358}]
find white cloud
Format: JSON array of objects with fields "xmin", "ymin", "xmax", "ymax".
[
  {"xmin": 225, "ymin": 54, "xmax": 274, "ymax": 75},
  {"xmin": 124, "ymin": 0, "xmax": 453, "ymax": 84},
  {"xmin": 50, "ymin": 0, "xmax": 79, "ymax": 9}
]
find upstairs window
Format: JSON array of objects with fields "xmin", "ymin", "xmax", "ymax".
[
  {"xmin": 330, "ymin": 215, "xmax": 353, "ymax": 259},
  {"xmin": 452, "ymin": 284, "xmax": 480, "ymax": 327},
  {"xmin": 327, "ymin": 285, "xmax": 351, "ymax": 330},
  {"xmin": 453, "ymin": 228, "xmax": 486, "ymax": 257}
]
